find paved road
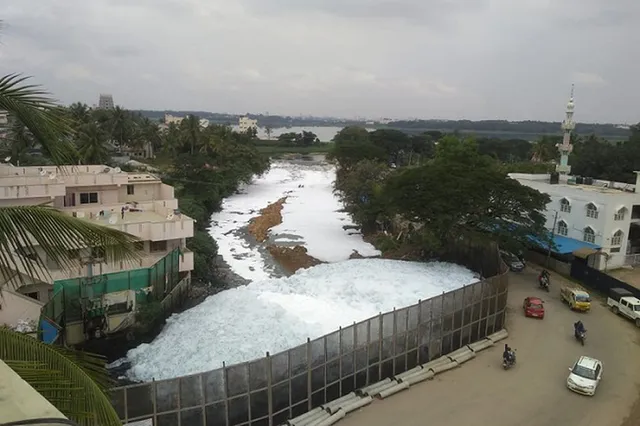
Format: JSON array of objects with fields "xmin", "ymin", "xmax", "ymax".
[{"xmin": 339, "ymin": 267, "xmax": 640, "ymax": 426}]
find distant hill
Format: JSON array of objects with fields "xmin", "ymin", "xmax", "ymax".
[{"xmin": 134, "ymin": 110, "xmax": 631, "ymax": 141}]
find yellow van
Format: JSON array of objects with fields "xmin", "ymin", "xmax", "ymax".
[{"xmin": 561, "ymin": 286, "xmax": 591, "ymax": 312}]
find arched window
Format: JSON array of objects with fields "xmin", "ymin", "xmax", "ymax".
[
  {"xmin": 557, "ymin": 220, "xmax": 568, "ymax": 236},
  {"xmin": 586, "ymin": 202, "xmax": 599, "ymax": 219},
  {"xmin": 611, "ymin": 229, "xmax": 624, "ymax": 246},
  {"xmin": 583, "ymin": 227, "xmax": 596, "ymax": 244},
  {"xmin": 560, "ymin": 198, "xmax": 571, "ymax": 213},
  {"xmin": 614, "ymin": 206, "xmax": 627, "ymax": 221}
]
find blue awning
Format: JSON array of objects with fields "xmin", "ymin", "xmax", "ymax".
[{"xmin": 529, "ymin": 234, "xmax": 601, "ymax": 255}]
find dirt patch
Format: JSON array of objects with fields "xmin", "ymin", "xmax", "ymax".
[
  {"xmin": 267, "ymin": 245, "xmax": 323, "ymax": 274},
  {"xmin": 248, "ymin": 197, "xmax": 287, "ymax": 242}
]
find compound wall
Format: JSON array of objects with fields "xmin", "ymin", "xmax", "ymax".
[{"xmin": 111, "ymin": 267, "xmax": 508, "ymax": 426}]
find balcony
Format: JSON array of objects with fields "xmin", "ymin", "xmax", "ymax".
[
  {"xmin": 180, "ymin": 249, "xmax": 194, "ymax": 272},
  {"xmin": 0, "ymin": 175, "xmax": 66, "ymax": 200}
]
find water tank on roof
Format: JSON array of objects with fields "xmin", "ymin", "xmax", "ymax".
[
  {"xmin": 550, "ymin": 172, "xmax": 560, "ymax": 184},
  {"xmin": 575, "ymin": 176, "xmax": 584, "ymax": 184}
]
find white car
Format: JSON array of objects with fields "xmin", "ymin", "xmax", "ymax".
[{"xmin": 566, "ymin": 356, "xmax": 603, "ymax": 396}]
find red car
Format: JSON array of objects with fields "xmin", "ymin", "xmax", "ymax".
[{"xmin": 523, "ymin": 296, "xmax": 545, "ymax": 319}]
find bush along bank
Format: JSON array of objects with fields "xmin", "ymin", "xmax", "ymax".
[{"xmin": 164, "ymin": 147, "xmax": 270, "ymax": 302}]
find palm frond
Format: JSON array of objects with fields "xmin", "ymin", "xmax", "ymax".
[
  {"xmin": 0, "ymin": 205, "xmax": 139, "ymax": 286},
  {"xmin": 0, "ymin": 73, "xmax": 77, "ymax": 165},
  {"xmin": 0, "ymin": 327, "xmax": 121, "ymax": 425}
]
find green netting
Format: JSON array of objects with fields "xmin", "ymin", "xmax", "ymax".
[{"xmin": 50, "ymin": 249, "xmax": 181, "ymax": 324}]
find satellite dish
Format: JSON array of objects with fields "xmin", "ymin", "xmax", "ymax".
[
  {"xmin": 48, "ymin": 172, "xmax": 57, "ymax": 180},
  {"xmin": 39, "ymin": 169, "xmax": 47, "ymax": 176},
  {"xmin": 108, "ymin": 216, "xmax": 118, "ymax": 224},
  {"xmin": 103, "ymin": 167, "xmax": 111, "ymax": 173},
  {"xmin": 4, "ymin": 157, "xmax": 11, "ymax": 162},
  {"xmin": 167, "ymin": 213, "xmax": 175, "ymax": 221},
  {"xmin": 114, "ymin": 167, "xmax": 122, "ymax": 173}
]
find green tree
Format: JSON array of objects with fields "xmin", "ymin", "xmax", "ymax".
[
  {"xmin": 329, "ymin": 126, "xmax": 386, "ymax": 171},
  {"xmin": 76, "ymin": 122, "xmax": 111, "ymax": 164},
  {"xmin": 383, "ymin": 136, "xmax": 550, "ymax": 254},
  {"xmin": 0, "ymin": 73, "xmax": 139, "ymax": 425}
]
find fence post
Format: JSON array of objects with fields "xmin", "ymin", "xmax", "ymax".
[
  {"xmin": 460, "ymin": 285, "xmax": 466, "ymax": 349},
  {"xmin": 323, "ymin": 334, "xmax": 328, "ymax": 405},
  {"xmin": 266, "ymin": 353, "xmax": 273, "ymax": 426},
  {"xmin": 392, "ymin": 308, "xmax": 397, "ymax": 377},
  {"xmin": 365, "ymin": 318, "xmax": 371, "ymax": 386},
  {"xmin": 440, "ymin": 292, "xmax": 445, "ymax": 353},
  {"xmin": 177, "ymin": 376, "xmax": 182, "ymax": 426},
  {"xmin": 152, "ymin": 379, "xmax": 158, "ymax": 426},
  {"xmin": 352, "ymin": 322, "xmax": 357, "ymax": 392},
  {"xmin": 404, "ymin": 308, "xmax": 409, "ymax": 370},
  {"xmin": 223, "ymin": 362, "xmax": 230, "ymax": 426},
  {"xmin": 377, "ymin": 313, "xmax": 383, "ymax": 381},
  {"xmin": 484, "ymin": 279, "xmax": 490, "ymax": 338},
  {"xmin": 338, "ymin": 326, "xmax": 343, "ymax": 397},
  {"xmin": 429, "ymin": 302, "xmax": 434, "ymax": 361},
  {"xmin": 306, "ymin": 338, "xmax": 312, "ymax": 411},
  {"xmin": 416, "ymin": 299, "xmax": 422, "ymax": 365},
  {"xmin": 288, "ymin": 348, "xmax": 293, "ymax": 419},
  {"xmin": 123, "ymin": 385, "xmax": 129, "ymax": 423}
]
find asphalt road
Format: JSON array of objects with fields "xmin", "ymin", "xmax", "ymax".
[{"xmin": 338, "ymin": 267, "xmax": 640, "ymax": 426}]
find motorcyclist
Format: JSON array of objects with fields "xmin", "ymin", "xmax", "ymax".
[
  {"xmin": 574, "ymin": 320, "xmax": 586, "ymax": 336},
  {"xmin": 539, "ymin": 269, "xmax": 550, "ymax": 285},
  {"xmin": 502, "ymin": 344, "xmax": 513, "ymax": 363}
]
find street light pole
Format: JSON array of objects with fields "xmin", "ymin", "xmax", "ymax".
[{"xmin": 546, "ymin": 210, "xmax": 559, "ymax": 267}]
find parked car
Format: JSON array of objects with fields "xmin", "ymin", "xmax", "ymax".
[
  {"xmin": 567, "ymin": 356, "xmax": 603, "ymax": 396},
  {"xmin": 523, "ymin": 296, "xmax": 545, "ymax": 319},
  {"xmin": 561, "ymin": 286, "xmax": 591, "ymax": 312},
  {"xmin": 607, "ymin": 287, "xmax": 640, "ymax": 327},
  {"xmin": 500, "ymin": 250, "xmax": 525, "ymax": 272}
]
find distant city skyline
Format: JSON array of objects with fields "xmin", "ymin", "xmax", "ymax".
[{"xmin": 2, "ymin": 1, "xmax": 639, "ymax": 124}]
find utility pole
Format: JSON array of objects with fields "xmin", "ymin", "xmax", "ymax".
[{"xmin": 546, "ymin": 211, "xmax": 558, "ymax": 267}]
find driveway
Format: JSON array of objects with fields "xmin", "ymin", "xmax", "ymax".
[{"xmin": 338, "ymin": 267, "xmax": 640, "ymax": 426}]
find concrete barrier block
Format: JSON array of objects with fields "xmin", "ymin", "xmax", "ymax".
[
  {"xmin": 340, "ymin": 395, "xmax": 373, "ymax": 414},
  {"xmin": 377, "ymin": 381, "xmax": 410, "ymax": 399},
  {"xmin": 322, "ymin": 392, "xmax": 358, "ymax": 413},
  {"xmin": 403, "ymin": 368, "xmax": 435, "ymax": 386},
  {"xmin": 447, "ymin": 347, "xmax": 476, "ymax": 364},
  {"xmin": 357, "ymin": 378, "xmax": 391, "ymax": 396},
  {"xmin": 312, "ymin": 409, "xmax": 346, "ymax": 426},
  {"xmin": 429, "ymin": 359, "xmax": 459, "ymax": 374},
  {"xmin": 487, "ymin": 329, "xmax": 509, "ymax": 343},
  {"xmin": 394, "ymin": 365, "xmax": 424, "ymax": 382},
  {"xmin": 468, "ymin": 338, "xmax": 494, "ymax": 353},
  {"xmin": 421, "ymin": 356, "xmax": 452, "ymax": 371},
  {"xmin": 359, "ymin": 378, "xmax": 399, "ymax": 397},
  {"xmin": 287, "ymin": 407, "xmax": 326, "ymax": 426},
  {"xmin": 304, "ymin": 412, "xmax": 332, "ymax": 426}
]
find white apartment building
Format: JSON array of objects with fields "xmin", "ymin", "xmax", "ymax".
[
  {"xmin": 0, "ymin": 163, "xmax": 194, "ymax": 330},
  {"xmin": 164, "ymin": 113, "xmax": 184, "ymax": 125},
  {"xmin": 511, "ymin": 172, "xmax": 640, "ymax": 270},
  {"xmin": 238, "ymin": 116, "xmax": 258, "ymax": 133}
]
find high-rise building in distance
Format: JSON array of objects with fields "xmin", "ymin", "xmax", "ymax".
[{"xmin": 98, "ymin": 94, "xmax": 114, "ymax": 109}]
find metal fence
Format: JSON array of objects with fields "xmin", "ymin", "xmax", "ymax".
[{"xmin": 111, "ymin": 269, "xmax": 509, "ymax": 426}]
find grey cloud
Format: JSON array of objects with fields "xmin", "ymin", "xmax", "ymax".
[{"xmin": 0, "ymin": 0, "xmax": 639, "ymax": 123}]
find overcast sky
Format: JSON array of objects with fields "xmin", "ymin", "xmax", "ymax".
[{"xmin": 1, "ymin": 0, "xmax": 639, "ymax": 123}]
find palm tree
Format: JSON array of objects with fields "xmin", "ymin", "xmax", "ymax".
[
  {"xmin": 0, "ymin": 73, "xmax": 139, "ymax": 425},
  {"xmin": 76, "ymin": 122, "xmax": 111, "ymax": 164}
]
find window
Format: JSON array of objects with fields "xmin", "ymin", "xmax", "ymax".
[
  {"xmin": 611, "ymin": 230, "xmax": 624, "ymax": 247},
  {"xmin": 79, "ymin": 192, "xmax": 98, "ymax": 204},
  {"xmin": 583, "ymin": 227, "xmax": 596, "ymax": 243},
  {"xmin": 586, "ymin": 203, "xmax": 599, "ymax": 219},
  {"xmin": 572, "ymin": 364, "xmax": 597, "ymax": 380},
  {"xmin": 127, "ymin": 185, "xmax": 135, "ymax": 195},
  {"xmin": 560, "ymin": 198, "xmax": 571, "ymax": 213},
  {"xmin": 150, "ymin": 240, "xmax": 168, "ymax": 252},
  {"xmin": 614, "ymin": 207, "xmax": 626, "ymax": 221},
  {"xmin": 557, "ymin": 220, "xmax": 568, "ymax": 236}
]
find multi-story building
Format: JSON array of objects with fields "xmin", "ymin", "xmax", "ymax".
[
  {"xmin": 98, "ymin": 94, "xmax": 114, "ymax": 110},
  {"xmin": 238, "ymin": 116, "xmax": 258, "ymax": 133},
  {"xmin": 511, "ymin": 172, "xmax": 640, "ymax": 270},
  {"xmin": 164, "ymin": 113, "xmax": 184, "ymax": 125},
  {"xmin": 0, "ymin": 163, "xmax": 194, "ymax": 343}
]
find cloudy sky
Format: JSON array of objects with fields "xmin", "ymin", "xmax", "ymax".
[{"xmin": 1, "ymin": 0, "xmax": 638, "ymax": 123}]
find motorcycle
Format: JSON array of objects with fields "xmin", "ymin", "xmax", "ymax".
[
  {"xmin": 538, "ymin": 274, "xmax": 550, "ymax": 292},
  {"xmin": 575, "ymin": 329, "xmax": 586, "ymax": 346},
  {"xmin": 502, "ymin": 350, "xmax": 516, "ymax": 370}
]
